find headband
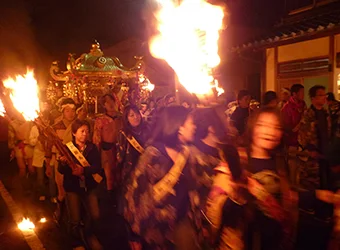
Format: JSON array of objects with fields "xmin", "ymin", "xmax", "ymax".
[
  {"xmin": 76, "ymin": 105, "xmax": 84, "ymax": 114},
  {"xmin": 281, "ymin": 88, "xmax": 290, "ymax": 94},
  {"xmin": 60, "ymin": 103, "xmax": 76, "ymax": 112}
]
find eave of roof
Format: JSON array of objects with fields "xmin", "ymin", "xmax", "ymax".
[{"xmin": 231, "ymin": 5, "xmax": 340, "ymax": 53}]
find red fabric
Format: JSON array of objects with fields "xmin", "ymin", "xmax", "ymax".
[
  {"xmin": 281, "ymin": 97, "xmax": 306, "ymax": 147},
  {"xmin": 0, "ymin": 118, "xmax": 8, "ymax": 142},
  {"xmin": 17, "ymin": 141, "xmax": 26, "ymax": 158}
]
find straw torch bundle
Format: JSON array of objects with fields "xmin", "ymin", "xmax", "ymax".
[{"xmin": 1, "ymin": 69, "xmax": 78, "ymax": 172}]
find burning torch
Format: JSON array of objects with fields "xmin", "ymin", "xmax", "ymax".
[
  {"xmin": 149, "ymin": 0, "xmax": 226, "ymax": 105},
  {"xmin": 1, "ymin": 70, "xmax": 80, "ymax": 174}
]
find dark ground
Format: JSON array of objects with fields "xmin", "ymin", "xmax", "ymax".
[
  {"xmin": 0, "ymin": 141, "xmax": 335, "ymax": 250},
  {"xmin": 0, "ymin": 142, "xmax": 129, "ymax": 250}
]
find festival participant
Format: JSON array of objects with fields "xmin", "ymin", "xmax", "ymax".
[
  {"xmin": 191, "ymin": 107, "xmax": 229, "ymax": 203},
  {"xmin": 28, "ymin": 111, "xmax": 50, "ymax": 201},
  {"xmin": 124, "ymin": 106, "xmax": 199, "ymax": 250},
  {"xmin": 58, "ymin": 119, "xmax": 102, "ymax": 250},
  {"xmin": 45, "ymin": 97, "xmax": 77, "ymax": 224},
  {"xmin": 116, "ymin": 105, "xmax": 151, "ymax": 248},
  {"xmin": 76, "ymin": 104, "xmax": 94, "ymax": 140},
  {"xmin": 206, "ymin": 144, "xmax": 249, "ymax": 250},
  {"xmin": 207, "ymin": 107, "xmax": 338, "ymax": 249},
  {"xmin": 262, "ymin": 91, "xmax": 278, "ymax": 108},
  {"xmin": 8, "ymin": 118, "xmax": 34, "ymax": 191},
  {"xmin": 190, "ymin": 107, "xmax": 235, "ymax": 247},
  {"xmin": 93, "ymin": 94, "xmax": 122, "ymax": 199},
  {"xmin": 116, "ymin": 105, "xmax": 150, "ymax": 192}
]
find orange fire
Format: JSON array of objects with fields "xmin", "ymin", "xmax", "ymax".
[
  {"xmin": 39, "ymin": 217, "xmax": 47, "ymax": 223},
  {"xmin": 18, "ymin": 218, "xmax": 35, "ymax": 231},
  {"xmin": 3, "ymin": 69, "xmax": 40, "ymax": 121},
  {"xmin": 149, "ymin": 0, "xmax": 225, "ymax": 96},
  {"xmin": 0, "ymin": 99, "xmax": 5, "ymax": 116}
]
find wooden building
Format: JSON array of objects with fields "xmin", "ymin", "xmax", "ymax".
[{"xmin": 233, "ymin": 0, "xmax": 340, "ymax": 105}]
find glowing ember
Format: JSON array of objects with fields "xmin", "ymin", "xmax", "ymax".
[
  {"xmin": 149, "ymin": 0, "xmax": 225, "ymax": 96},
  {"xmin": 0, "ymin": 99, "xmax": 5, "ymax": 116},
  {"xmin": 3, "ymin": 69, "xmax": 40, "ymax": 121},
  {"xmin": 18, "ymin": 218, "xmax": 35, "ymax": 231},
  {"xmin": 39, "ymin": 218, "xmax": 47, "ymax": 223}
]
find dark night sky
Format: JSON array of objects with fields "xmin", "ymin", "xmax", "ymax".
[{"xmin": 0, "ymin": 0, "xmax": 285, "ymax": 80}]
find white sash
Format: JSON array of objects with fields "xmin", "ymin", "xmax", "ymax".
[
  {"xmin": 121, "ymin": 131, "xmax": 144, "ymax": 154},
  {"xmin": 66, "ymin": 142, "xmax": 103, "ymax": 183},
  {"xmin": 153, "ymin": 147, "xmax": 189, "ymax": 202}
]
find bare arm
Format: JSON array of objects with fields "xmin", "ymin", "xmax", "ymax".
[{"xmin": 92, "ymin": 118, "xmax": 102, "ymax": 149}]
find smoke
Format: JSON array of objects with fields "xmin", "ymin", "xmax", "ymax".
[{"xmin": 0, "ymin": 2, "xmax": 40, "ymax": 78}]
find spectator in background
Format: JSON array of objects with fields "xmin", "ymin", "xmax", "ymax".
[
  {"xmin": 143, "ymin": 99, "xmax": 156, "ymax": 122},
  {"xmin": 298, "ymin": 85, "xmax": 330, "ymax": 190},
  {"xmin": 156, "ymin": 97, "xmax": 165, "ymax": 111},
  {"xmin": 278, "ymin": 88, "xmax": 290, "ymax": 109},
  {"xmin": 263, "ymin": 91, "xmax": 279, "ymax": 108},
  {"xmin": 230, "ymin": 90, "xmax": 251, "ymax": 136},
  {"xmin": 139, "ymin": 103, "xmax": 148, "ymax": 119},
  {"xmin": 164, "ymin": 94, "xmax": 176, "ymax": 106},
  {"xmin": 181, "ymin": 100, "xmax": 191, "ymax": 109},
  {"xmin": 281, "ymin": 84, "xmax": 306, "ymax": 186}
]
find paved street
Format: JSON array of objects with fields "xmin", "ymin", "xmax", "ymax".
[
  {"xmin": 0, "ymin": 151, "xmax": 129, "ymax": 250},
  {"xmin": 0, "ymin": 194, "xmax": 30, "ymax": 250}
]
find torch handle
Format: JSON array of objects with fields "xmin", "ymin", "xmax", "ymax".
[{"xmin": 34, "ymin": 118, "xmax": 77, "ymax": 170}]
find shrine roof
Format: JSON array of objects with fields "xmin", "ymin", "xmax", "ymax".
[{"xmin": 231, "ymin": 2, "xmax": 340, "ymax": 52}]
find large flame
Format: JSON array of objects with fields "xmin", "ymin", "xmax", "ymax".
[
  {"xmin": 0, "ymin": 99, "xmax": 5, "ymax": 116},
  {"xmin": 18, "ymin": 218, "xmax": 35, "ymax": 231},
  {"xmin": 3, "ymin": 69, "xmax": 40, "ymax": 121},
  {"xmin": 149, "ymin": 0, "xmax": 225, "ymax": 96}
]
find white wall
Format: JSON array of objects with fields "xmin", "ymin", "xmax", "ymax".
[
  {"xmin": 265, "ymin": 48, "xmax": 276, "ymax": 91},
  {"xmin": 278, "ymin": 37, "xmax": 329, "ymax": 62}
]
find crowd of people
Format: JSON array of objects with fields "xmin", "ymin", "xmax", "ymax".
[{"xmin": 6, "ymin": 84, "xmax": 340, "ymax": 250}]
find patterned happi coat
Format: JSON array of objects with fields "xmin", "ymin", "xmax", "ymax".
[
  {"xmin": 298, "ymin": 106, "xmax": 330, "ymax": 190},
  {"xmin": 206, "ymin": 148, "xmax": 295, "ymax": 250},
  {"xmin": 124, "ymin": 143, "xmax": 220, "ymax": 250}
]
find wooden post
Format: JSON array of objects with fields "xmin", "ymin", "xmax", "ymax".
[{"xmin": 95, "ymin": 96, "xmax": 98, "ymax": 114}]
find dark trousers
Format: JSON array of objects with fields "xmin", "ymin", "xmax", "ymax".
[
  {"xmin": 34, "ymin": 167, "xmax": 45, "ymax": 196},
  {"xmin": 317, "ymin": 160, "xmax": 333, "ymax": 219},
  {"xmin": 65, "ymin": 189, "xmax": 100, "ymax": 248},
  {"xmin": 319, "ymin": 159, "xmax": 330, "ymax": 190}
]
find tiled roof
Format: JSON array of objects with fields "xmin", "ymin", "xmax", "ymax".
[{"xmin": 231, "ymin": 6, "xmax": 340, "ymax": 52}]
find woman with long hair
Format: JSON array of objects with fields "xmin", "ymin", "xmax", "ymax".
[
  {"xmin": 116, "ymin": 105, "xmax": 150, "ymax": 203},
  {"xmin": 124, "ymin": 106, "xmax": 200, "ymax": 250}
]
